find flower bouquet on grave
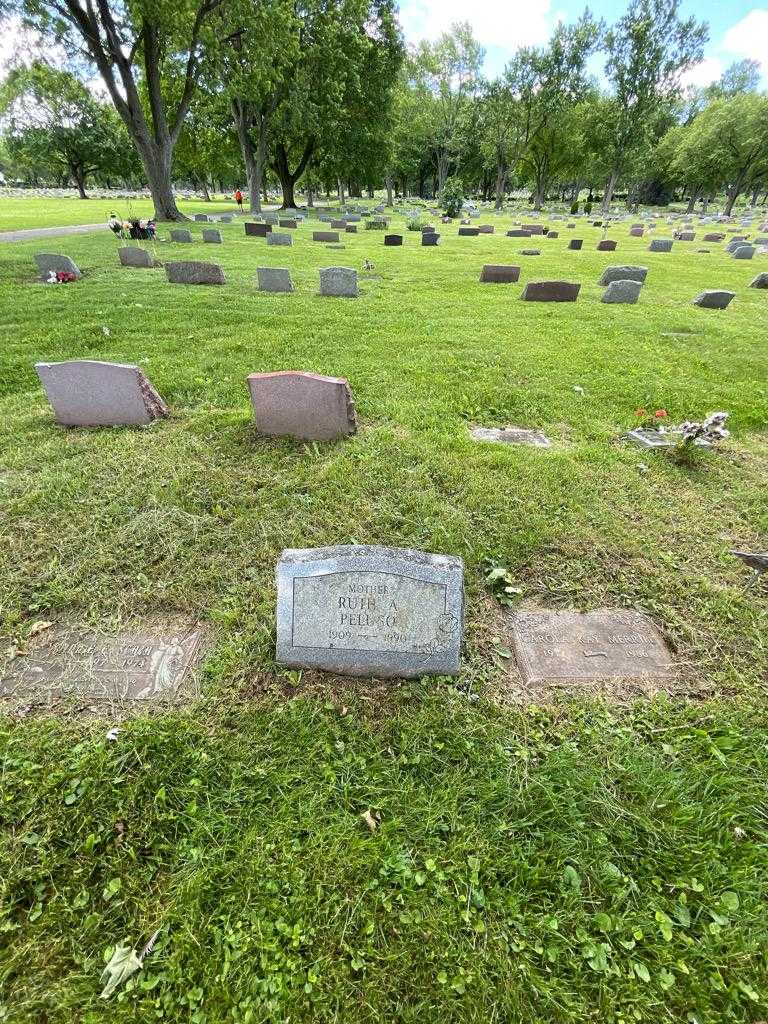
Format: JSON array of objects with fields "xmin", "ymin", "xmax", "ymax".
[
  {"xmin": 625, "ymin": 409, "xmax": 730, "ymax": 453},
  {"xmin": 46, "ymin": 270, "xmax": 78, "ymax": 284}
]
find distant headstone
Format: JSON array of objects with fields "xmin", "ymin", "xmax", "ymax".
[
  {"xmin": 257, "ymin": 267, "xmax": 294, "ymax": 293},
  {"xmin": 602, "ymin": 280, "xmax": 642, "ymax": 304},
  {"xmin": 34, "ymin": 253, "xmax": 82, "ymax": 279},
  {"xmin": 519, "ymin": 249, "xmax": 541, "ymax": 256},
  {"xmin": 331, "ymin": 219, "xmax": 347, "ymax": 229},
  {"xmin": 458, "ymin": 227, "xmax": 480, "ymax": 237},
  {"xmin": 749, "ymin": 272, "xmax": 768, "ymax": 288},
  {"xmin": 477, "ymin": 224, "xmax": 495, "ymax": 234},
  {"xmin": 118, "ymin": 247, "xmax": 154, "ymax": 268},
  {"xmin": 480, "ymin": 264, "xmax": 520, "ymax": 283},
  {"xmin": 170, "ymin": 229, "xmax": 193, "ymax": 243},
  {"xmin": 313, "ymin": 231, "xmax": 340, "ymax": 242},
  {"xmin": 202, "ymin": 228, "xmax": 222, "ymax": 243},
  {"xmin": 0, "ymin": 619, "xmax": 203, "ymax": 703},
  {"xmin": 676, "ymin": 231, "xmax": 695, "ymax": 241},
  {"xmin": 703, "ymin": 233, "xmax": 725, "ymax": 242},
  {"xmin": 345, "ymin": 225, "xmax": 358, "ymax": 233},
  {"xmin": 470, "ymin": 426, "xmax": 550, "ymax": 448},
  {"xmin": 511, "ymin": 609, "xmax": 673, "ymax": 686},
  {"xmin": 245, "ymin": 222, "xmax": 271, "ymax": 237},
  {"xmin": 384, "ymin": 234, "xmax": 403, "ymax": 246},
  {"xmin": 568, "ymin": 239, "xmax": 583, "ymax": 250},
  {"xmin": 522, "ymin": 224, "xmax": 545, "ymax": 235},
  {"xmin": 629, "ymin": 226, "xmax": 644, "ymax": 237},
  {"xmin": 263, "ymin": 213, "xmax": 279, "ymax": 225},
  {"xmin": 247, "ymin": 370, "xmax": 357, "ymax": 440},
  {"xmin": 733, "ymin": 245, "xmax": 755, "ymax": 260},
  {"xmin": 648, "ymin": 239, "xmax": 673, "ymax": 252},
  {"xmin": 546, "ymin": 230, "xmax": 559, "ymax": 238},
  {"xmin": 193, "ymin": 214, "xmax": 209, "ymax": 222},
  {"xmin": 598, "ymin": 265, "xmax": 647, "ymax": 286},
  {"xmin": 279, "ymin": 219, "xmax": 298, "ymax": 229},
  {"xmin": 275, "ymin": 545, "xmax": 464, "ymax": 677},
  {"xmin": 692, "ymin": 290, "xmax": 735, "ymax": 309},
  {"xmin": 267, "ymin": 232, "xmax": 292, "ymax": 246},
  {"xmin": 220, "ymin": 214, "xmax": 234, "ymax": 223},
  {"xmin": 319, "ymin": 266, "xmax": 358, "ymax": 298},
  {"xmin": 36, "ymin": 359, "xmax": 169, "ymax": 427},
  {"xmin": 507, "ymin": 229, "xmax": 532, "ymax": 238},
  {"xmin": 165, "ymin": 261, "xmax": 225, "ymax": 285},
  {"xmin": 422, "ymin": 232, "xmax": 440, "ymax": 246},
  {"xmin": 521, "ymin": 280, "xmax": 580, "ymax": 302},
  {"xmin": 596, "ymin": 239, "xmax": 617, "ymax": 251}
]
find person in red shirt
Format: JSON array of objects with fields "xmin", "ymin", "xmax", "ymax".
[{"xmin": 234, "ymin": 188, "xmax": 243, "ymax": 210}]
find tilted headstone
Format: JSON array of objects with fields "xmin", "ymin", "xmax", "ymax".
[
  {"xmin": 118, "ymin": 247, "xmax": 154, "ymax": 268},
  {"xmin": 422, "ymin": 232, "xmax": 440, "ymax": 246},
  {"xmin": 521, "ymin": 280, "xmax": 580, "ymax": 302},
  {"xmin": 458, "ymin": 227, "xmax": 480, "ymax": 237},
  {"xmin": 247, "ymin": 370, "xmax": 357, "ymax": 440},
  {"xmin": 733, "ymin": 245, "xmax": 755, "ymax": 259},
  {"xmin": 275, "ymin": 545, "xmax": 464, "ymax": 677},
  {"xmin": 202, "ymin": 228, "xmax": 222, "ymax": 243},
  {"xmin": 648, "ymin": 239, "xmax": 673, "ymax": 252},
  {"xmin": 257, "ymin": 267, "xmax": 294, "ymax": 293},
  {"xmin": 313, "ymin": 231, "xmax": 340, "ymax": 242},
  {"xmin": 170, "ymin": 229, "xmax": 193, "ymax": 243},
  {"xmin": 165, "ymin": 260, "xmax": 225, "ymax": 285},
  {"xmin": 568, "ymin": 239, "xmax": 583, "ymax": 250},
  {"xmin": 245, "ymin": 222, "xmax": 271, "ymax": 237},
  {"xmin": 34, "ymin": 253, "xmax": 82, "ymax": 279},
  {"xmin": 511, "ymin": 609, "xmax": 673, "ymax": 686},
  {"xmin": 319, "ymin": 266, "xmax": 358, "ymax": 297},
  {"xmin": 267, "ymin": 232, "xmax": 292, "ymax": 246},
  {"xmin": 596, "ymin": 240, "xmax": 617, "ymax": 251},
  {"xmin": 598, "ymin": 265, "xmax": 648, "ymax": 286},
  {"xmin": 35, "ymin": 359, "xmax": 169, "ymax": 426},
  {"xmin": 602, "ymin": 280, "xmax": 642, "ymax": 304},
  {"xmin": 480, "ymin": 264, "xmax": 520, "ymax": 283},
  {"xmin": 384, "ymin": 234, "xmax": 403, "ymax": 246},
  {"xmin": 749, "ymin": 272, "xmax": 768, "ymax": 288},
  {"xmin": 692, "ymin": 290, "xmax": 735, "ymax": 309}
]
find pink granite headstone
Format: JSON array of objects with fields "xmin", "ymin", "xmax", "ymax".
[
  {"xmin": 247, "ymin": 371, "xmax": 357, "ymax": 441},
  {"xmin": 35, "ymin": 360, "xmax": 169, "ymax": 426}
]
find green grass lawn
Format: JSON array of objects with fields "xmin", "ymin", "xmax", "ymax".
[
  {"xmin": 0, "ymin": 195, "xmax": 241, "ymax": 231},
  {"xmin": 1, "ymin": 205, "xmax": 767, "ymax": 1022}
]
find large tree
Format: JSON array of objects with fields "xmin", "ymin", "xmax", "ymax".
[
  {"xmin": 600, "ymin": 0, "xmax": 707, "ymax": 212},
  {"xmin": 2, "ymin": 0, "xmax": 227, "ymax": 219}
]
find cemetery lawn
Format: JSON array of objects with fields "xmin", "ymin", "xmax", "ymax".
[
  {"xmin": 1, "ymin": 208, "xmax": 768, "ymax": 1022},
  {"xmin": 0, "ymin": 196, "xmax": 239, "ymax": 231}
]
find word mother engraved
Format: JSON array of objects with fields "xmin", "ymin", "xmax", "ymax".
[
  {"xmin": 0, "ymin": 620, "xmax": 203, "ymax": 704},
  {"xmin": 276, "ymin": 546, "xmax": 464, "ymax": 677},
  {"xmin": 511, "ymin": 609, "xmax": 674, "ymax": 686}
]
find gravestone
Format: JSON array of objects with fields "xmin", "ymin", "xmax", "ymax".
[
  {"xmin": 263, "ymin": 213, "xmax": 279, "ymax": 225},
  {"xmin": 733, "ymin": 245, "xmax": 755, "ymax": 259},
  {"xmin": 749, "ymin": 272, "xmax": 768, "ymax": 288},
  {"xmin": 345, "ymin": 225, "xmax": 358, "ymax": 233},
  {"xmin": 546, "ymin": 231, "xmax": 559, "ymax": 238},
  {"xmin": 693, "ymin": 290, "xmax": 735, "ymax": 309},
  {"xmin": 170, "ymin": 229, "xmax": 193, "ymax": 243},
  {"xmin": 220, "ymin": 215, "xmax": 234, "ymax": 223},
  {"xmin": 648, "ymin": 239, "xmax": 673, "ymax": 252},
  {"xmin": 480, "ymin": 264, "xmax": 521, "ymax": 283},
  {"xmin": 36, "ymin": 360, "xmax": 169, "ymax": 426},
  {"xmin": 0, "ymin": 619, "xmax": 203, "ymax": 703},
  {"xmin": 331, "ymin": 219, "xmax": 347, "ymax": 229},
  {"xmin": 726, "ymin": 238, "xmax": 747, "ymax": 252},
  {"xmin": 313, "ymin": 231, "xmax": 340, "ymax": 242},
  {"xmin": 522, "ymin": 224, "xmax": 545, "ymax": 235},
  {"xmin": 275, "ymin": 545, "xmax": 464, "ymax": 677},
  {"xmin": 598, "ymin": 265, "xmax": 648, "ymax": 286},
  {"xmin": 34, "ymin": 253, "xmax": 82, "ymax": 279},
  {"xmin": 202, "ymin": 228, "xmax": 223, "ymax": 243},
  {"xmin": 602, "ymin": 280, "xmax": 642, "ymax": 304},
  {"xmin": 320, "ymin": 266, "xmax": 358, "ymax": 297},
  {"xmin": 245, "ymin": 222, "xmax": 271, "ymax": 237},
  {"xmin": 384, "ymin": 234, "xmax": 403, "ymax": 246},
  {"xmin": 118, "ymin": 247, "xmax": 154, "ymax": 268},
  {"xmin": 629, "ymin": 227, "xmax": 644, "ymax": 237},
  {"xmin": 470, "ymin": 426, "xmax": 551, "ymax": 448},
  {"xmin": 568, "ymin": 239, "xmax": 583, "ymax": 250},
  {"xmin": 703, "ymin": 233, "xmax": 725, "ymax": 242},
  {"xmin": 247, "ymin": 370, "xmax": 357, "ymax": 440},
  {"xmin": 267, "ymin": 232, "xmax": 292, "ymax": 246},
  {"xmin": 510, "ymin": 609, "xmax": 673, "ymax": 686},
  {"xmin": 507, "ymin": 229, "xmax": 532, "ymax": 238},
  {"xmin": 596, "ymin": 240, "xmax": 617, "ymax": 251},
  {"xmin": 676, "ymin": 230, "xmax": 695, "ymax": 241},
  {"xmin": 422, "ymin": 232, "xmax": 440, "ymax": 246},
  {"xmin": 165, "ymin": 261, "xmax": 225, "ymax": 285},
  {"xmin": 477, "ymin": 225, "xmax": 495, "ymax": 234},
  {"xmin": 458, "ymin": 227, "xmax": 480, "ymax": 237},
  {"xmin": 520, "ymin": 249, "xmax": 541, "ymax": 256},
  {"xmin": 193, "ymin": 214, "xmax": 209, "ymax": 222},
  {"xmin": 279, "ymin": 219, "xmax": 298, "ymax": 229},
  {"xmin": 521, "ymin": 280, "xmax": 580, "ymax": 302},
  {"xmin": 257, "ymin": 267, "xmax": 294, "ymax": 293}
]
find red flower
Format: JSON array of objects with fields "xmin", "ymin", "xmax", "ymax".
[{"xmin": 654, "ymin": 409, "xmax": 668, "ymax": 418}]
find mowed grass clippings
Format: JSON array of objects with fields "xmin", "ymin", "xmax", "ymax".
[{"xmin": 0, "ymin": 203, "xmax": 767, "ymax": 1022}]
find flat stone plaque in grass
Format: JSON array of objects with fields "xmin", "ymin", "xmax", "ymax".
[
  {"xmin": 276, "ymin": 546, "xmax": 464, "ymax": 678},
  {"xmin": 0, "ymin": 620, "xmax": 203, "ymax": 703},
  {"xmin": 510, "ymin": 609, "xmax": 673, "ymax": 686}
]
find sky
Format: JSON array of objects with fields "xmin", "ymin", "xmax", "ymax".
[{"xmin": 398, "ymin": 0, "xmax": 768, "ymax": 85}]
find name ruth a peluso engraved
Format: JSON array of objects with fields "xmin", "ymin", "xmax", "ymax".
[{"xmin": 291, "ymin": 571, "xmax": 458, "ymax": 655}]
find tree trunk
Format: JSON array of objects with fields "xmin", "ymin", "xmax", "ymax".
[
  {"xmin": 307, "ymin": 184, "xmax": 314, "ymax": 207},
  {"xmin": 685, "ymin": 188, "xmax": 700, "ymax": 214},
  {"xmin": 750, "ymin": 184, "xmax": 760, "ymax": 207},
  {"xmin": 494, "ymin": 164, "xmax": 507, "ymax": 210},
  {"xmin": 135, "ymin": 137, "xmax": 182, "ymax": 220},
  {"xmin": 367, "ymin": 184, "xmax": 374, "ymax": 199},
  {"xmin": 436, "ymin": 150, "xmax": 449, "ymax": 193},
  {"xmin": 201, "ymin": 179, "xmax": 211, "ymax": 201},
  {"xmin": 724, "ymin": 176, "xmax": 746, "ymax": 216},
  {"xmin": 337, "ymin": 178, "xmax": 345, "ymax": 205},
  {"xmin": 385, "ymin": 175, "xmax": 393, "ymax": 207},
  {"xmin": 72, "ymin": 165, "xmax": 89, "ymax": 199},
  {"xmin": 601, "ymin": 167, "xmax": 618, "ymax": 215},
  {"xmin": 272, "ymin": 139, "xmax": 315, "ymax": 210}
]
